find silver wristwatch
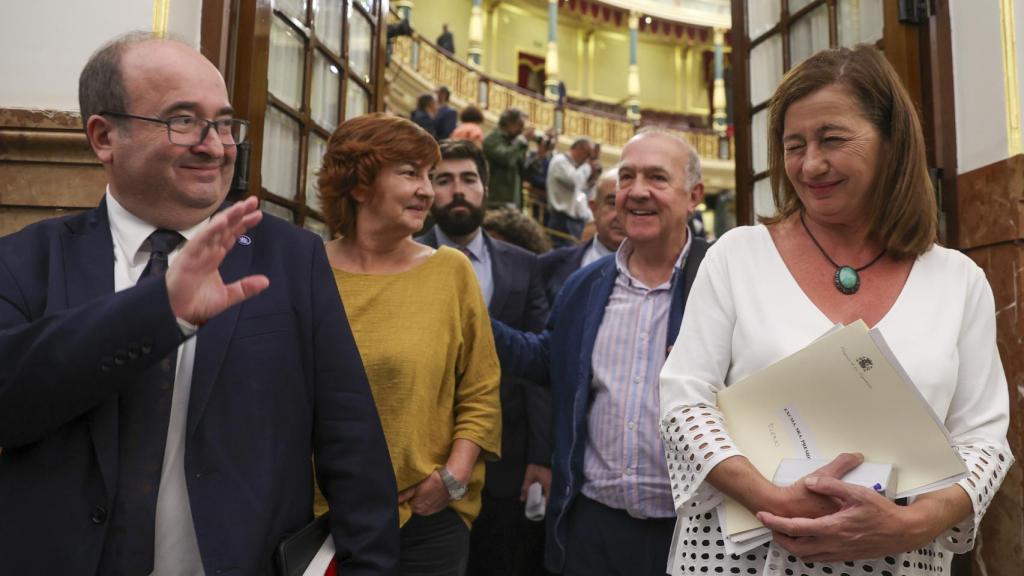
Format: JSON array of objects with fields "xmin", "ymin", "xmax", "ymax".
[{"xmin": 438, "ymin": 467, "xmax": 468, "ymax": 501}]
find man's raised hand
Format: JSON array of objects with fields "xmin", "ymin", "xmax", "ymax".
[{"xmin": 166, "ymin": 196, "xmax": 270, "ymax": 325}]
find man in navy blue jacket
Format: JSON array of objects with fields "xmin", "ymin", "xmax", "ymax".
[
  {"xmin": 492, "ymin": 128, "xmax": 709, "ymax": 576},
  {"xmin": 0, "ymin": 33, "xmax": 398, "ymax": 575}
]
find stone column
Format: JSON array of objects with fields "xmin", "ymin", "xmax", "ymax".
[
  {"xmin": 712, "ymin": 27, "xmax": 727, "ymax": 135},
  {"xmin": 627, "ymin": 11, "xmax": 641, "ymax": 121},
  {"xmin": 544, "ymin": 0, "xmax": 561, "ymax": 100},
  {"xmin": 468, "ymin": 0, "xmax": 484, "ymax": 66},
  {"xmin": 394, "ymin": 0, "xmax": 413, "ymax": 22}
]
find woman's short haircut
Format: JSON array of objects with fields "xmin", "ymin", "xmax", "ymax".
[
  {"xmin": 317, "ymin": 113, "xmax": 440, "ymax": 237},
  {"xmin": 763, "ymin": 44, "xmax": 936, "ymax": 258},
  {"xmin": 459, "ymin": 105, "xmax": 484, "ymax": 124}
]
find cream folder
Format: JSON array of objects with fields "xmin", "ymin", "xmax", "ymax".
[{"xmin": 715, "ymin": 321, "xmax": 967, "ymax": 538}]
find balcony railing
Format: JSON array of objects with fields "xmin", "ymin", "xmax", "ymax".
[{"xmin": 388, "ymin": 31, "xmax": 733, "ymax": 160}]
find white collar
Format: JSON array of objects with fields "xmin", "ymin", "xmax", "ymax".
[
  {"xmin": 435, "ymin": 226, "xmax": 488, "ymax": 261},
  {"xmin": 106, "ymin": 188, "xmax": 206, "ymax": 262},
  {"xmin": 613, "ymin": 232, "xmax": 692, "ymax": 288}
]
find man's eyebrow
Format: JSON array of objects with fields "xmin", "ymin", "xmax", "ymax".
[{"xmin": 160, "ymin": 101, "xmax": 235, "ymax": 117}]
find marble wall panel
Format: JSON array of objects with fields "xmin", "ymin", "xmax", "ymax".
[
  {"xmin": 960, "ymin": 156, "xmax": 1024, "ymax": 576},
  {"xmin": 957, "ymin": 154, "xmax": 1024, "ymax": 250}
]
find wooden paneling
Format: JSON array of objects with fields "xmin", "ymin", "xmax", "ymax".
[{"xmin": 0, "ymin": 109, "xmax": 104, "ymax": 236}]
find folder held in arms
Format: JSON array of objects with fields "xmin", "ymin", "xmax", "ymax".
[
  {"xmin": 276, "ymin": 514, "xmax": 336, "ymax": 576},
  {"xmin": 714, "ymin": 321, "xmax": 966, "ymax": 550}
]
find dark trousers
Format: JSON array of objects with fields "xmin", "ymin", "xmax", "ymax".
[
  {"xmin": 401, "ymin": 507, "xmax": 470, "ymax": 576},
  {"xmin": 562, "ymin": 495, "xmax": 675, "ymax": 576},
  {"xmin": 467, "ymin": 493, "xmax": 551, "ymax": 576}
]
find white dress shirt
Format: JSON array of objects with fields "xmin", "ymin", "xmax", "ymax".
[
  {"xmin": 435, "ymin": 227, "xmax": 494, "ymax": 307},
  {"xmin": 106, "ymin": 191, "xmax": 206, "ymax": 576}
]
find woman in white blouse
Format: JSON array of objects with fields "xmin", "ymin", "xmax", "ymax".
[{"xmin": 659, "ymin": 45, "xmax": 1013, "ymax": 576}]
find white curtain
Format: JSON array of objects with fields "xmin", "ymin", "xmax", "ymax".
[
  {"xmin": 305, "ymin": 133, "xmax": 327, "ymax": 212},
  {"xmin": 747, "ymin": 0, "xmax": 781, "ymax": 39},
  {"xmin": 839, "ymin": 0, "xmax": 885, "ymax": 47},
  {"xmin": 751, "ymin": 109, "xmax": 769, "ymax": 175},
  {"xmin": 268, "ymin": 17, "xmax": 305, "ymax": 110},
  {"xmin": 789, "ymin": 5, "xmax": 831, "ymax": 68},
  {"xmin": 750, "ymin": 34, "xmax": 783, "ymax": 106},
  {"xmin": 261, "ymin": 106, "xmax": 301, "ymax": 201},
  {"xmin": 316, "ymin": 0, "xmax": 344, "ymax": 56},
  {"xmin": 345, "ymin": 81, "xmax": 369, "ymax": 120},
  {"xmin": 348, "ymin": 10, "xmax": 373, "ymax": 81},
  {"xmin": 311, "ymin": 51, "xmax": 340, "ymax": 130}
]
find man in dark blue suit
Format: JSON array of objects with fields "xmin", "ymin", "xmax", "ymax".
[
  {"xmin": 417, "ymin": 140, "xmax": 551, "ymax": 576},
  {"xmin": 491, "ymin": 128, "xmax": 710, "ymax": 576},
  {"xmin": 0, "ymin": 34, "xmax": 398, "ymax": 575},
  {"xmin": 538, "ymin": 167, "xmax": 626, "ymax": 306}
]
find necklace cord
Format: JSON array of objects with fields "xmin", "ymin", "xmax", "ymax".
[{"xmin": 799, "ymin": 212, "xmax": 886, "ymax": 272}]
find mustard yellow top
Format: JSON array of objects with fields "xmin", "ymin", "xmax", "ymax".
[{"xmin": 333, "ymin": 246, "xmax": 502, "ymax": 528}]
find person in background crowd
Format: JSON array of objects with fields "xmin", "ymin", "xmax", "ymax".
[
  {"xmin": 417, "ymin": 139, "xmax": 552, "ymax": 576},
  {"xmin": 484, "ymin": 107, "xmax": 535, "ymax": 209},
  {"xmin": 484, "ymin": 206, "xmax": 554, "ymax": 255},
  {"xmin": 436, "ymin": 86, "xmax": 458, "ymax": 140},
  {"xmin": 319, "ymin": 114, "xmax": 502, "ymax": 575},
  {"xmin": 545, "ymin": 137, "xmax": 599, "ymax": 240},
  {"xmin": 0, "ymin": 33, "xmax": 398, "ymax": 575},
  {"xmin": 539, "ymin": 167, "xmax": 626, "ymax": 304},
  {"xmin": 490, "ymin": 128, "xmax": 710, "ymax": 576},
  {"xmin": 451, "ymin": 105, "xmax": 486, "ymax": 149},
  {"xmin": 437, "ymin": 23, "xmax": 455, "ymax": 55},
  {"xmin": 659, "ymin": 44, "xmax": 1014, "ymax": 576},
  {"xmin": 523, "ymin": 130, "xmax": 557, "ymax": 221},
  {"xmin": 410, "ymin": 92, "xmax": 438, "ymax": 139}
]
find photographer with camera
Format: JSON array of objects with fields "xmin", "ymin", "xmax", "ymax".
[
  {"xmin": 546, "ymin": 136, "xmax": 600, "ymax": 241},
  {"xmin": 483, "ymin": 108, "xmax": 535, "ymax": 209}
]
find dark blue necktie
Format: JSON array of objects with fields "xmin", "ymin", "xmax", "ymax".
[{"xmin": 98, "ymin": 229, "xmax": 185, "ymax": 575}]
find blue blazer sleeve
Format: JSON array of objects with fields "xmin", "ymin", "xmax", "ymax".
[
  {"xmin": 0, "ymin": 238, "xmax": 183, "ymax": 448},
  {"xmin": 491, "ymin": 318, "xmax": 550, "ymax": 386},
  {"xmin": 307, "ymin": 244, "xmax": 400, "ymax": 575}
]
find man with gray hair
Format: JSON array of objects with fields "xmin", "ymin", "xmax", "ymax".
[
  {"xmin": 539, "ymin": 166, "xmax": 626, "ymax": 304},
  {"xmin": 490, "ymin": 127, "xmax": 709, "ymax": 575},
  {"xmin": 545, "ymin": 136, "xmax": 600, "ymax": 240},
  {"xmin": 483, "ymin": 107, "xmax": 536, "ymax": 208}
]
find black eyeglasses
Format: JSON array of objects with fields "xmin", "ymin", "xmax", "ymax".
[{"xmin": 99, "ymin": 111, "xmax": 249, "ymax": 147}]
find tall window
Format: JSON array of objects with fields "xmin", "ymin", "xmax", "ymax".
[
  {"xmin": 218, "ymin": 0, "xmax": 386, "ymax": 238},
  {"xmin": 732, "ymin": 0, "xmax": 892, "ymax": 224}
]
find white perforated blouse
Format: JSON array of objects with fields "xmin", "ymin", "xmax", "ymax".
[{"xmin": 658, "ymin": 225, "xmax": 1013, "ymax": 576}]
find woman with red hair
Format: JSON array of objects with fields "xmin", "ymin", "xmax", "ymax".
[{"xmin": 318, "ymin": 113, "xmax": 502, "ymax": 575}]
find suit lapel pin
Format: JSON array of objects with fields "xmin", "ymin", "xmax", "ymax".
[{"xmin": 237, "ymin": 235, "xmax": 252, "ymax": 246}]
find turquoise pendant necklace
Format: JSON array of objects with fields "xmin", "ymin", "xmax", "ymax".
[{"xmin": 800, "ymin": 212, "xmax": 886, "ymax": 295}]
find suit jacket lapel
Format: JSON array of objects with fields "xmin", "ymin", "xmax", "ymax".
[
  {"xmin": 579, "ymin": 260, "xmax": 616, "ymax": 379},
  {"xmin": 186, "ymin": 224, "xmax": 252, "ymax": 436},
  {"xmin": 62, "ymin": 201, "xmax": 119, "ymax": 501},
  {"xmin": 484, "ymin": 233, "xmax": 510, "ymax": 317}
]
